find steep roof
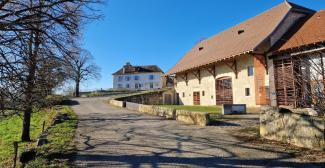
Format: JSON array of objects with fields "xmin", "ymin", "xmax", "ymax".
[
  {"xmin": 275, "ymin": 10, "xmax": 325, "ymax": 52},
  {"xmin": 113, "ymin": 63, "xmax": 164, "ymax": 75},
  {"xmin": 166, "ymin": 2, "xmax": 310, "ymax": 75}
]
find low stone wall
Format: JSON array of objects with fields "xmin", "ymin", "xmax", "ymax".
[
  {"xmin": 138, "ymin": 104, "xmax": 157, "ymax": 115},
  {"xmin": 260, "ymin": 106, "xmax": 325, "ymax": 150},
  {"xmin": 125, "ymin": 102, "xmax": 140, "ymax": 111},
  {"xmin": 176, "ymin": 110, "xmax": 210, "ymax": 126},
  {"xmin": 153, "ymin": 106, "xmax": 176, "ymax": 120},
  {"xmin": 108, "ymin": 100, "xmax": 208, "ymax": 126},
  {"xmin": 109, "ymin": 100, "xmax": 125, "ymax": 107}
]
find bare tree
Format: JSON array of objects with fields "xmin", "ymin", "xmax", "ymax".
[
  {"xmin": 0, "ymin": 0, "xmax": 103, "ymax": 141},
  {"xmin": 65, "ymin": 49, "xmax": 101, "ymax": 97}
]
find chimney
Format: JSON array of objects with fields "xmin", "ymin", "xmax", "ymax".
[{"xmin": 123, "ymin": 62, "xmax": 131, "ymax": 74}]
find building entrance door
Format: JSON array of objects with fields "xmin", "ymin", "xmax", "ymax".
[
  {"xmin": 216, "ymin": 77, "xmax": 233, "ymax": 105},
  {"xmin": 193, "ymin": 91, "xmax": 200, "ymax": 105}
]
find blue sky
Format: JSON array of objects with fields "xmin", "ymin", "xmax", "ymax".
[{"xmin": 81, "ymin": 0, "xmax": 325, "ymax": 91}]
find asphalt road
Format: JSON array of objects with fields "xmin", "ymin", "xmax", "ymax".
[{"xmin": 72, "ymin": 97, "xmax": 324, "ymax": 168}]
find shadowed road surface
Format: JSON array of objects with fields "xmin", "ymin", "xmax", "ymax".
[{"xmin": 72, "ymin": 97, "xmax": 324, "ymax": 168}]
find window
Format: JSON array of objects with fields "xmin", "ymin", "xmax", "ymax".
[
  {"xmin": 245, "ymin": 88, "xmax": 250, "ymax": 96},
  {"xmin": 135, "ymin": 84, "xmax": 139, "ymax": 89},
  {"xmin": 182, "ymin": 92, "xmax": 185, "ymax": 97},
  {"xmin": 134, "ymin": 76, "xmax": 139, "ymax": 80},
  {"xmin": 118, "ymin": 76, "xmax": 123, "ymax": 81},
  {"xmin": 118, "ymin": 84, "xmax": 122, "ymax": 88},
  {"xmin": 199, "ymin": 47, "xmax": 204, "ymax": 51},
  {"xmin": 238, "ymin": 29, "xmax": 244, "ymax": 35},
  {"xmin": 202, "ymin": 91, "xmax": 205, "ymax": 96},
  {"xmin": 125, "ymin": 76, "xmax": 131, "ymax": 81},
  {"xmin": 248, "ymin": 66, "xmax": 254, "ymax": 76},
  {"xmin": 149, "ymin": 75, "xmax": 154, "ymax": 80},
  {"xmin": 126, "ymin": 84, "xmax": 130, "ymax": 88},
  {"xmin": 150, "ymin": 83, "xmax": 154, "ymax": 89}
]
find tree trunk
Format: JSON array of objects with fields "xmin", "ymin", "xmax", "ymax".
[
  {"xmin": 21, "ymin": 107, "xmax": 32, "ymax": 141},
  {"xmin": 21, "ymin": 24, "xmax": 39, "ymax": 141},
  {"xmin": 75, "ymin": 80, "xmax": 80, "ymax": 97}
]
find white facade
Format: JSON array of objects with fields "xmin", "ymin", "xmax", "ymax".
[{"xmin": 113, "ymin": 72, "xmax": 163, "ymax": 90}]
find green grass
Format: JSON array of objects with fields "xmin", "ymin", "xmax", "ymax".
[
  {"xmin": 0, "ymin": 108, "xmax": 57, "ymax": 167},
  {"xmin": 0, "ymin": 106, "xmax": 77, "ymax": 168},
  {"xmin": 158, "ymin": 105, "xmax": 221, "ymax": 114},
  {"xmin": 26, "ymin": 106, "xmax": 77, "ymax": 167}
]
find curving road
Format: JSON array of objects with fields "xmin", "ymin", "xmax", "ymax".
[{"xmin": 72, "ymin": 97, "xmax": 324, "ymax": 168}]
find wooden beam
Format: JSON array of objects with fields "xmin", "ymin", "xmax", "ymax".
[
  {"xmin": 192, "ymin": 69, "xmax": 201, "ymax": 84},
  {"xmin": 253, "ymin": 54, "xmax": 268, "ymax": 74},
  {"xmin": 224, "ymin": 59, "xmax": 238, "ymax": 78},
  {"xmin": 178, "ymin": 72, "xmax": 188, "ymax": 86},
  {"xmin": 206, "ymin": 64, "xmax": 216, "ymax": 78}
]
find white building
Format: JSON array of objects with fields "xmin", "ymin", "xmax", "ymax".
[{"xmin": 113, "ymin": 62, "xmax": 164, "ymax": 90}]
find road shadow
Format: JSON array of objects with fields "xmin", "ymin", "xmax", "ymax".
[
  {"xmin": 61, "ymin": 99, "xmax": 80, "ymax": 106},
  {"xmin": 75, "ymin": 153, "xmax": 324, "ymax": 168},
  {"xmin": 73, "ymin": 103, "xmax": 325, "ymax": 168}
]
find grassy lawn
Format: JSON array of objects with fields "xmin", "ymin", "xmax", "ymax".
[
  {"xmin": 158, "ymin": 105, "xmax": 221, "ymax": 114},
  {"xmin": 0, "ymin": 108, "xmax": 57, "ymax": 167},
  {"xmin": 26, "ymin": 106, "xmax": 77, "ymax": 167},
  {"xmin": 0, "ymin": 106, "xmax": 77, "ymax": 168}
]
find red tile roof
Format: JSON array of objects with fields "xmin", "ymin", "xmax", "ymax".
[
  {"xmin": 276, "ymin": 10, "xmax": 325, "ymax": 52},
  {"xmin": 166, "ymin": 2, "xmax": 304, "ymax": 75}
]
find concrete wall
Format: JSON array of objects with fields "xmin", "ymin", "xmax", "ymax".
[
  {"xmin": 260, "ymin": 106, "xmax": 325, "ymax": 150},
  {"xmin": 113, "ymin": 72, "xmax": 163, "ymax": 90},
  {"xmin": 175, "ymin": 54, "xmax": 264, "ymax": 107}
]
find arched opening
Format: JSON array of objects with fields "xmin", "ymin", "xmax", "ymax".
[{"xmin": 215, "ymin": 76, "xmax": 233, "ymax": 105}]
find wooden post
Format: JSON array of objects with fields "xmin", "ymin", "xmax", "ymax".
[
  {"xmin": 42, "ymin": 121, "xmax": 45, "ymax": 133},
  {"xmin": 13, "ymin": 141, "xmax": 18, "ymax": 168}
]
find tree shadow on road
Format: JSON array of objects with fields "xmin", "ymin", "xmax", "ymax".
[{"xmin": 73, "ymin": 106, "xmax": 325, "ymax": 168}]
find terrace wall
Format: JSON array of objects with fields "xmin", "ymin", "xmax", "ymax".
[{"xmin": 260, "ymin": 106, "xmax": 325, "ymax": 150}]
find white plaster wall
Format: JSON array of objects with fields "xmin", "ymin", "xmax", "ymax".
[
  {"xmin": 113, "ymin": 72, "xmax": 163, "ymax": 90},
  {"xmin": 175, "ymin": 69, "xmax": 216, "ymax": 106},
  {"xmin": 175, "ymin": 54, "xmax": 262, "ymax": 107}
]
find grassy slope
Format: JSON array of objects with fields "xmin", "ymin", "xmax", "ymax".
[
  {"xmin": 159, "ymin": 105, "xmax": 221, "ymax": 114},
  {"xmin": 0, "ymin": 109, "xmax": 57, "ymax": 167},
  {"xmin": 26, "ymin": 106, "xmax": 77, "ymax": 167},
  {"xmin": 0, "ymin": 106, "xmax": 77, "ymax": 168}
]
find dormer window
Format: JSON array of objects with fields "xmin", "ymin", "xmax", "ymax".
[
  {"xmin": 238, "ymin": 29, "xmax": 245, "ymax": 35},
  {"xmin": 199, "ymin": 47, "xmax": 204, "ymax": 51}
]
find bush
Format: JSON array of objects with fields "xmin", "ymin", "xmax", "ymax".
[{"xmin": 42, "ymin": 95, "xmax": 64, "ymax": 107}]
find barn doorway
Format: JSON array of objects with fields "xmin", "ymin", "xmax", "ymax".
[
  {"xmin": 215, "ymin": 77, "xmax": 233, "ymax": 105},
  {"xmin": 273, "ymin": 57, "xmax": 311, "ymax": 107},
  {"xmin": 193, "ymin": 91, "xmax": 200, "ymax": 105}
]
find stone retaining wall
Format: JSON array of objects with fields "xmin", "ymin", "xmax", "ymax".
[
  {"xmin": 260, "ymin": 106, "xmax": 325, "ymax": 150},
  {"xmin": 152, "ymin": 106, "xmax": 176, "ymax": 120},
  {"xmin": 109, "ymin": 100, "xmax": 125, "ymax": 107},
  {"xmin": 138, "ymin": 104, "xmax": 156, "ymax": 115},
  {"xmin": 108, "ymin": 100, "xmax": 209, "ymax": 126},
  {"xmin": 125, "ymin": 102, "xmax": 140, "ymax": 111},
  {"xmin": 117, "ymin": 91, "xmax": 164, "ymax": 105},
  {"xmin": 176, "ymin": 110, "xmax": 210, "ymax": 126}
]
